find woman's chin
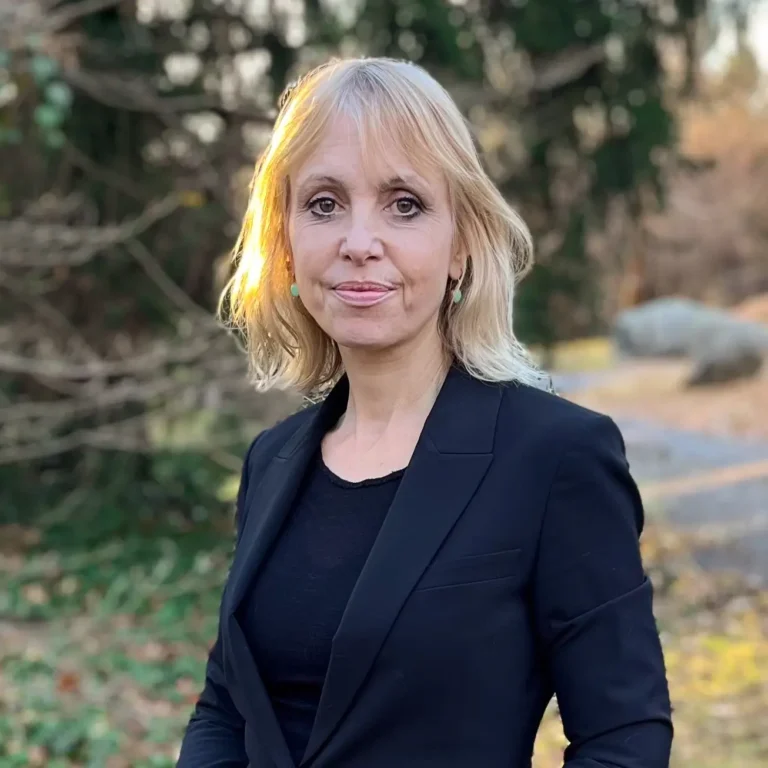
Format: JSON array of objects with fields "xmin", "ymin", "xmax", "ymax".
[
  {"xmin": 329, "ymin": 323, "xmax": 402, "ymax": 353},
  {"xmin": 335, "ymin": 334, "xmax": 398, "ymax": 352}
]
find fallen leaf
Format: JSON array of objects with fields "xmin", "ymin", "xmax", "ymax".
[{"xmin": 56, "ymin": 669, "xmax": 81, "ymax": 695}]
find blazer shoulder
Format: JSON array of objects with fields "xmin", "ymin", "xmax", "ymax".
[
  {"xmin": 244, "ymin": 401, "xmax": 320, "ymax": 471},
  {"xmin": 497, "ymin": 382, "xmax": 623, "ymax": 454}
]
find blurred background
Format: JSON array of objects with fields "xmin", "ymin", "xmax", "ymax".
[{"xmin": 1, "ymin": 0, "xmax": 767, "ymax": 766}]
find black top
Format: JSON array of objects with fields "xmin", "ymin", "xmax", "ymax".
[{"xmin": 238, "ymin": 451, "xmax": 404, "ymax": 766}]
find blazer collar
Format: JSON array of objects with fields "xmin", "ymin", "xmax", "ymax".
[{"xmin": 225, "ymin": 365, "xmax": 504, "ymax": 768}]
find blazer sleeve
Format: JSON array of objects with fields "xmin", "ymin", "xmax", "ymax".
[
  {"xmin": 176, "ymin": 433, "xmax": 264, "ymax": 768},
  {"xmin": 533, "ymin": 415, "xmax": 673, "ymax": 768}
]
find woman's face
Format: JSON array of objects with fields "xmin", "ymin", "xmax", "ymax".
[{"xmin": 288, "ymin": 117, "xmax": 463, "ymax": 355}]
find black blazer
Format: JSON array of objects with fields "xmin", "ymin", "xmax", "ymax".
[{"xmin": 178, "ymin": 367, "xmax": 672, "ymax": 768}]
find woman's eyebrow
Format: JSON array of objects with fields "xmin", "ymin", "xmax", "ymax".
[
  {"xmin": 295, "ymin": 174, "xmax": 346, "ymax": 197},
  {"xmin": 294, "ymin": 172, "xmax": 429, "ymax": 199},
  {"xmin": 377, "ymin": 174, "xmax": 429, "ymax": 194}
]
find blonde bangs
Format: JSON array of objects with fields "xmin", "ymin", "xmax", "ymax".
[{"xmin": 221, "ymin": 57, "xmax": 546, "ymax": 395}]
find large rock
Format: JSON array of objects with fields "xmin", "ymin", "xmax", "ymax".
[
  {"xmin": 687, "ymin": 343, "xmax": 764, "ymax": 387},
  {"xmin": 613, "ymin": 298, "xmax": 768, "ymax": 386}
]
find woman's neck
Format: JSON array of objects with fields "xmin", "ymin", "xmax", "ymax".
[{"xmin": 337, "ymin": 335, "xmax": 449, "ymax": 445}]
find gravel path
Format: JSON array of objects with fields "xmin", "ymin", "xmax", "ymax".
[{"xmin": 554, "ymin": 372, "xmax": 768, "ymax": 584}]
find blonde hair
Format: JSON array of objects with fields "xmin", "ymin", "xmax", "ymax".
[{"xmin": 221, "ymin": 57, "xmax": 545, "ymax": 394}]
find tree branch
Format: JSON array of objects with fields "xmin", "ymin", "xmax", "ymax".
[
  {"xmin": 45, "ymin": 0, "xmax": 127, "ymax": 32},
  {"xmin": 0, "ymin": 194, "xmax": 182, "ymax": 267},
  {"xmin": 61, "ymin": 68, "xmax": 274, "ymax": 122}
]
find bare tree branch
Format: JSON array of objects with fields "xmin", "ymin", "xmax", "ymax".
[
  {"xmin": 0, "ymin": 194, "xmax": 182, "ymax": 267},
  {"xmin": 45, "ymin": 0, "xmax": 126, "ymax": 32},
  {"xmin": 0, "ymin": 408, "xmax": 252, "ymax": 466},
  {"xmin": 0, "ymin": 335, "xmax": 215, "ymax": 380},
  {"xmin": 123, "ymin": 239, "xmax": 220, "ymax": 325},
  {"xmin": 0, "ymin": 270, "xmax": 103, "ymax": 363},
  {"xmin": 0, "ymin": 0, "xmax": 289, "ymax": 474},
  {"xmin": 64, "ymin": 142, "xmax": 148, "ymax": 201},
  {"xmin": 531, "ymin": 43, "xmax": 606, "ymax": 93},
  {"xmin": 61, "ymin": 67, "xmax": 274, "ymax": 122}
]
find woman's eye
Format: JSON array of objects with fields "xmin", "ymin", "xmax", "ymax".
[
  {"xmin": 393, "ymin": 196, "xmax": 421, "ymax": 216},
  {"xmin": 309, "ymin": 197, "xmax": 337, "ymax": 215}
]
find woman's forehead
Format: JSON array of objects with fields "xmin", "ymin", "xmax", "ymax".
[{"xmin": 291, "ymin": 119, "xmax": 444, "ymax": 192}]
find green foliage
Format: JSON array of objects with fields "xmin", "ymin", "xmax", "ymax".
[
  {"xmin": 493, "ymin": 1, "xmax": 613, "ymax": 53},
  {"xmin": 30, "ymin": 54, "xmax": 60, "ymax": 85},
  {"xmin": 355, "ymin": 0, "xmax": 484, "ymax": 79},
  {"xmin": 0, "ymin": 47, "xmax": 73, "ymax": 149},
  {"xmin": 0, "ymin": 127, "xmax": 22, "ymax": 145},
  {"xmin": 0, "ymin": 499, "xmax": 229, "ymax": 765},
  {"xmin": 496, "ymin": 1, "xmax": 674, "ymax": 341},
  {"xmin": 45, "ymin": 82, "xmax": 74, "ymax": 110}
]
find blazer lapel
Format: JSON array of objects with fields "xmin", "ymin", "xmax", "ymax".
[
  {"xmin": 223, "ymin": 380, "xmax": 348, "ymax": 768},
  {"xmin": 301, "ymin": 368, "xmax": 502, "ymax": 765}
]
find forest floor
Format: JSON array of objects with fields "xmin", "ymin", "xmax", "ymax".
[{"xmin": 1, "ymin": 343, "xmax": 767, "ymax": 767}]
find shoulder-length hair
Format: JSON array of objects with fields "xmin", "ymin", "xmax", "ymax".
[{"xmin": 221, "ymin": 56, "xmax": 545, "ymax": 395}]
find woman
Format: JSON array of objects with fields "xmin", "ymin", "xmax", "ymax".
[{"xmin": 178, "ymin": 58, "xmax": 672, "ymax": 768}]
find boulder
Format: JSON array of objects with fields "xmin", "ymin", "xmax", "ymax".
[
  {"xmin": 613, "ymin": 297, "xmax": 768, "ymax": 386},
  {"xmin": 687, "ymin": 343, "xmax": 764, "ymax": 387}
]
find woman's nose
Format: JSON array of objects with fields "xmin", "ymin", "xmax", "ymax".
[{"xmin": 340, "ymin": 216, "xmax": 384, "ymax": 263}]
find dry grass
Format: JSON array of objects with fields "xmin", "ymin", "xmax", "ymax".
[
  {"xmin": 735, "ymin": 293, "xmax": 768, "ymax": 325},
  {"xmin": 538, "ymin": 336, "xmax": 616, "ymax": 373},
  {"xmin": 568, "ymin": 358, "xmax": 768, "ymax": 442}
]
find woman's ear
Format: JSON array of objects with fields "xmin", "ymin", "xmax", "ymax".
[
  {"xmin": 449, "ymin": 250, "xmax": 466, "ymax": 282},
  {"xmin": 449, "ymin": 226, "xmax": 468, "ymax": 280}
]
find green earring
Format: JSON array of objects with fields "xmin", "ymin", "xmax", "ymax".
[
  {"xmin": 452, "ymin": 286, "xmax": 463, "ymax": 304},
  {"xmin": 290, "ymin": 282, "xmax": 300, "ymax": 297}
]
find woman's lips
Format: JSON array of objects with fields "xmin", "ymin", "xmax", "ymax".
[{"xmin": 331, "ymin": 282, "xmax": 395, "ymax": 307}]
